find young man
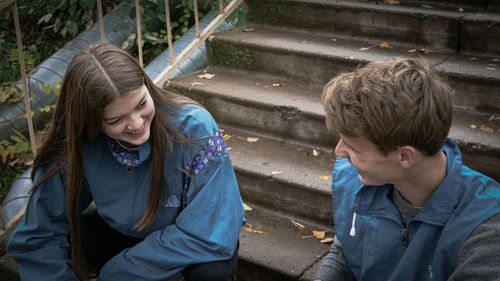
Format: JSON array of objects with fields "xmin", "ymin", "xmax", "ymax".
[{"xmin": 313, "ymin": 58, "xmax": 500, "ymax": 281}]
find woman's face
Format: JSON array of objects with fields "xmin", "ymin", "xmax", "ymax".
[{"xmin": 101, "ymin": 85, "xmax": 155, "ymax": 147}]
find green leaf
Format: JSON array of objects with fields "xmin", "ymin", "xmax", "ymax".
[
  {"xmin": 42, "ymin": 83, "xmax": 51, "ymax": 94},
  {"xmin": 39, "ymin": 105, "xmax": 52, "ymax": 112},
  {"xmin": 52, "ymin": 83, "xmax": 61, "ymax": 96}
]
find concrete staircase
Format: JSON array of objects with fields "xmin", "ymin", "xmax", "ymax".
[{"xmin": 166, "ymin": 0, "xmax": 500, "ymax": 279}]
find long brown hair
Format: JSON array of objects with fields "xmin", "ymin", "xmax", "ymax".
[{"xmin": 30, "ymin": 43, "xmax": 192, "ymax": 280}]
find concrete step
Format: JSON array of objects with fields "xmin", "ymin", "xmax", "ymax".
[
  {"xmin": 237, "ymin": 205, "xmax": 331, "ymax": 281},
  {"xmin": 245, "ymin": 0, "xmax": 500, "ymax": 57},
  {"xmin": 167, "ymin": 67, "xmax": 500, "ymax": 182},
  {"xmin": 206, "ymin": 25, "xmax": 500, "ymax": 116},
  {"xmin": 222, "ymin": 124, "xmax": 334, "ymax": 228}
]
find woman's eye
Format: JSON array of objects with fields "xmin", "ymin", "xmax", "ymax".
[
  {"xmin": 138, "ymin": 100, "xmax": 147, "ymax": 108},
  {"xmin": 108, "ymin": 119, "xmax": 121, "ymax": 125}
]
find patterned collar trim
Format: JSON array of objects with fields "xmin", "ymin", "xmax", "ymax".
[{"xmin": 107, "ymin": 137, "xmax": 151, "ymax": 166}]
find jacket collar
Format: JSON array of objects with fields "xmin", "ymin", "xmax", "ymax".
[{"xmin": 353, "ymin": 139, "xmax": 463, "ymax": 226}]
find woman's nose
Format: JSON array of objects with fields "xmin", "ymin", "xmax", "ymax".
[{"xmin": 127, "ymin": 113, "xmax": 142, "ymax": 130}]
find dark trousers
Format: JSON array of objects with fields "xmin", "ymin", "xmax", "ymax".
[{"xmin": 80, "ymin": 209, "xmax": 239, "ymax": 281}]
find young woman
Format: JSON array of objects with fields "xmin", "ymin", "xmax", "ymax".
[{"xmin": 8, "ymin": 43, "xmax": 245, "ymax": 281}]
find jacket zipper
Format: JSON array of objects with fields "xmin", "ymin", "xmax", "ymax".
[
  {"xmin": 402, "ymin": 228, "xmax": 408, "ymax": 246},
  {"xmin": 127, "ymin": 159, "xmax": 132, "ymax": 175}
]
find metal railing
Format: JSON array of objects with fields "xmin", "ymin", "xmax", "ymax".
[{"xmin": 0, "ymin": 0, "xmax": 243, "ymax": 235}]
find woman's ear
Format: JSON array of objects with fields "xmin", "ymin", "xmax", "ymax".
[{"xmin": 399, "ymin": 145, "xmax": 417, "ymax": 168}]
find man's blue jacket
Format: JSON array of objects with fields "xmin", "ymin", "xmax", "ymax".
[{"xmin": 332, "ymin": 139, "xmax": 500, "ymax": 280}]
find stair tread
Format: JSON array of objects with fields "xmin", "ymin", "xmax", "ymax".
[
  {"xmin": 213, "ymin": 24, "xmax": 500, "ymax": 83},
  {"xmin": 171, "ymin": 67, "xmax": 500, "ymax": 150},
  {"xmin": 238, "ymin": 205, "xmax": 331, "ymax": 280}
]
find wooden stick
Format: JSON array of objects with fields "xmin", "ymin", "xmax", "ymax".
[
  {"xmin": 97, "ymin": 0, "xmax": 105, "ymax": 43},
  {"xmin": 13, "ymin": 0, "xmax": 37, "ymax": 156},
  {"xmin": 135, "ymin": 0, "xmax": 143, "ymax": 67},
  {"xmin": 154, "ymin": 0, "xmax": 243, "ymax": 87},
  {"xmin": 193, "ymin": 0, "xmax": 200, "ymax": 38},
  {"xmin": 0, "ymin": 0, "xmax": 15, "ymax": 11},
  {"xmin": 164, "ymin": 0, "xmax": 174, "ymax": 63},
  {"xmin": 219, "ymin": 0, "xmax": 223, "ymax": 14}
]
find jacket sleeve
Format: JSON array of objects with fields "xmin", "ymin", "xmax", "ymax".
[
  {"xmin": 98, "ymin": 110, "xmax": 245, "ymax": 280},
  {"xmin": 313, "ymin": 235, "xmax": 356, "ymax": 281},
  {"xmin": 448, "ymin": 212, "xmax": 500, "ymax": 281},
  {"xmin": 7, "ymin": 168, "xmax": 81, "ymax": 281}
]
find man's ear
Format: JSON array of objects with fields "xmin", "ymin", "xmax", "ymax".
[{"xmin": 399, "ymin": 145, "xmax": 417, "ymax": 168}]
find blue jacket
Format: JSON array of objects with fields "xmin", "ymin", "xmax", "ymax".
[
  {"xmin": 8, "ymin": 105, "xmax": 245, "ymax": 280},
  {"xmin": 332, "ymin": 139, "xmax": 500, "ymax": 280}
]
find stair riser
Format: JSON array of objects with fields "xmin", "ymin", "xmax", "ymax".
[
  {"xmin": 181, "ymin": 91, "xmax": 336, "ymax": 149},
  {"xmin": 247, "ymin": 0, "xmax": 460, "ymax": 53},
  {"xmin": 208, "ymin": 39, "xmax": 500, "ymax": 115},
  {"xmin": 460, "ymin": 16, "xmax": 500, "ymax": 57},
  {"xmin": 236, "ymin": 169, "xmax": 333, "ymax": 228},
  {"xmin": 238, "ymin": 260, "xmax": 295, "ymax": 281},
  {"xmin": 169, "ymin": 85, "xmax": 500, "ymax": 182}
]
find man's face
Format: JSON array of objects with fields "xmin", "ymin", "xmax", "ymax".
[{"xmin": 335, "ymin": 134, "xmax": 402, "ymax": 186}]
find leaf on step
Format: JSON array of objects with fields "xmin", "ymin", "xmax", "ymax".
[
  {"xmin": 469, "ymin": 124, "xmax": 477, "ymax": 129},
  {"xmin": 486, "ymin": 67, "xmax": 497, "ymax": 71},
  {"xmin": 468, "ymin": 57, "xmax": 479, "ymax": 61},
  {"xmin": 313, "ymin": 230, "xmax": 327, "ymax": 239},
  {"xmin": 488, "ymin": 115, "xmax": 500, "ymax": 122},
  {"xmin": 290, "ymin": 219, "xmax": 307, "ymax": 231},
  {"xmin": 379, "ymin": 42, "xmax": 392, "ymax": 48},
  {"xmin": 407, "ymin": 49, "xmax": 417, "ymax": 53},
  {"xmin": 359, "ymin": 47, "xmax": 371, "ymax": 51},
  {"xmin": 319, "ymin": 175, "xmax": 331, "ymax": 180},
  {"xmin": 421, "ymin": 4, "xmax": 434, "ymax": 8},
  {"xmin": 321, "ymin": 237, "xmax": 334, "ymax": 243},
  {"xmin": 242, "ymin": 223, "xmax": 267, "ymax": 234},
  {"xmin": 302, "ymin": 235, "xmax": 315, "ymax": 238},
  {"xmin": 458, "ymin": 7, "xmax": 464, "ymax": 12},
  {"xmin": 492, "ymin": 58, "xmax": 500, "ymax": 62},
  {"xmin": 243, "ymin": 202, "xmax": 253, "ymax": 211},
  {"xmin": 190, "ymin": 82, "xmax": 203, "ymax": 86},
  {"xmin": 264, "ymin": 83, "xmax": 282, "ymax": 88},
  {"xmin": 313, "ymin": 149, "xmax": 320, "ymax": 156},
  {"xmin": 383, "ymin": 0, "xmax": 400, "ymax": 5},
  {"xmin": 420, "ymin": 48, "xmax": 436, "ymax": 55},
  {"xmin": 480, "ymin": 125, "xmax": 494, "ymax": 133},
  {"xmin": 242, "ymin": 27, "xmax": 255, "ymax": 32},
  {"xmin": 246, "ymin": 137, "xmax": 260, "ymax": 143},
  {"xmin": 197, "ymin": 73, "xmax": 215, "ymax": 79},
  {"xmin": 272, "ymin": 171, "xmax": 282, "ymax": 176},
  {"xmin": 223, "ymin": 134, "xmax": 232, "ymax": 141}
]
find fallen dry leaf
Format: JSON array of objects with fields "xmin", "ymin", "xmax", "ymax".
[
  {"xmin": 208, "ymin": 35, "xmax": 214, "ymax": 42},
  {"xmin": 492, "ymin": 58, "xmax": 500, "ymax": 62},
  {"xmin": 242, "ymin": 223, "xmax": 267, "ymax": 234},
  {"xmin": 319, "ymin": 175, "xmax": 331, "ymax": 180},
  {"xmin": 252, "ymin": 230, "xmax": 267, "ymax": 234},
  {"xmin": 359, "ymin": 47, "xmax": 371, "ymax": 51},
  {"xmin": 241, "ymin": 227, "xmax": 253, "ymax": 232},
  {"xmin": 302, "ymin": 235, "xmax": 315, "ymax": 238},
  {"xmin": 489, "ymin": 116, "xmax": 500, "ymax": 121},
  {"xmin": 480, "ymin": 125, "xmax": 494, "ymax": 133},
  {"xmin": 469, "ymin": 124, "xmax": 477, "ymax": 129},
  {"xmin": 468, "ymin": 57, "xmax": 479, "ymax": 61},
  {"xmin": 420, "ymin": 48, "xmax": 436, "ymax": 55},
  {"xmin": 383, "ymin": 0, "xmax": 400, "ymax": 4},
  {"xmin": 272, "ymin": 171, "xmax": 282, "ymax": 176},
  {"xmin": 379, "ymin": 42, "xmax": 392, "ymax": 48},
  {"xmin": 486, "ymin": 67, "xmax": 497, "ymax": 71},
  {"xmin": 264, "ymin": 83, "xmax": 282, "ymax": 88},
  {"xmin": 408, "ymin": 49, "xmax": 417, "ymax": 53},
  {"xmin": 197, "ymin": 73, "xmax": 215, "ymax": 79},
  {"xmin": 246, "ymin": 137, "xmax": 260, "ymax": 142},
  {"xmin": 190, "ymin": 82, "xmax": 203, "ymax": 86},
  {"xmin": 458, "ymin": 7, "xmax": 464, "ymax": 12},
  {"xmin": 223, "ymin": 134, "xmax": 232, "ymax": 141},
  {"xmin": 313, "ymin": 230, "xmax": 327, "ymax": 239},
  {"xmin": 488, "ymin": 64, "xmax": 498, "ymax": 67},
  {"xmin": 321, "ymin": 237, "xmax": 334, "ymax": 243},
  {"xmin": 242, "ymin": 27, "xmax": 255, "ymax": 32},
  {"xmin": 242, "ymin": 203, "xmax": 251, "ymax": 210},
  {"xmin": 313, "ymin": 149, "xmax": 320, "ymax": 156},
  {"xmin": 422, "ymin": 4, "xmax": 433, "ymax": 8},
  {"xmin": 290, "ymin": 219, "xmax": 307, "ymax": 231}
]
